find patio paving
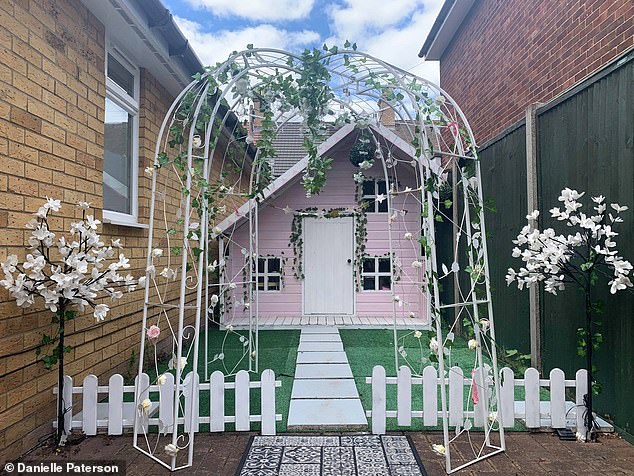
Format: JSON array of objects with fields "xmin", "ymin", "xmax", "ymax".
[
  {"xmin": 287, "ymin": 327, "xmax": 367, "ymax": 430},
  {"xmin": 17, "ymin": 432, "xmax": 634, "ymax": 475}
]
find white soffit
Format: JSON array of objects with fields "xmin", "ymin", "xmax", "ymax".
[{"xmin": 82, "ymin": 0, "xmax": 193, "ymax": 96}]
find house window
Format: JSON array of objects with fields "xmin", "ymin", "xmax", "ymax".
[
  {"xmin": 255, "ymin": 257, "xmax": 282, "ymax": 291},
  {"xmin": 362, "ymin": 180, "xmax": 388, "ymax": 213},
  {"xmin": 103, "ymin": 49, "xmax": 139, "ymax": 224},
  {"xmin": 362, "ymin": 256, "xmax": 392, "ymax": 291}
]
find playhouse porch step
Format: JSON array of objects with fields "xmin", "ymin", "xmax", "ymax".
[
  {"xmin": 224, "ymin": 315, "xmax": 428, "ymax": 329},
  {"xmin": 287, "ymin": 327, "xmax": 367, "ymax": 431}
]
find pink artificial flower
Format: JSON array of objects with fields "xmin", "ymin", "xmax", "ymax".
[
  {"xmin": 146, "ymin": 325, "xmax": 161, "ymax": 342},
  {"xmin": 448, "ymin": 121, "xmax": 460, "ymax": 139}
]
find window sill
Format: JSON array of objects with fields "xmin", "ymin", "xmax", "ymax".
[{"xmin": 103, "ymin": 215, "xmax": 149, "ymax": 229}]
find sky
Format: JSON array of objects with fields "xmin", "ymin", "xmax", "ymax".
[{"xmin": 164, "ymin": 0, "xmax": 444, "ymax": 84}]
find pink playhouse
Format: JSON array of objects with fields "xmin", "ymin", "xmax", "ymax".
[{"xmin": 215, "ymin": 120, "xmax": 428, "ymax": 328}]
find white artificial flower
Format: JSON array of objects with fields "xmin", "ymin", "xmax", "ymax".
[
  {"xmin": 404, "ymin": 232, "xmax": 413, "ymax": 240},
  {"xmin": 526, "ymin": 210, "xmax": 539, "ymax": 220},
  {"xmin": 44, "ymin": 197, "xmax": 61, "ymax": 212},
  {"xmin": 212, "ymin": 226, "xmax": 223, "ymax": 237},
  {"xmin": 210, "ymin": 294, "xmax": 219, "ymax": 307},
  {"xmin": 429, "ymin": 337, "xmax": 439, "ymax": 354},
  {"xmin": 140, "ymin": 398, "xmax": 152, "ymax": 414},
  {"xmin": 488, "ymin": 411, "xmax": 498, "ymax": 423},
  {"xmin": 207, "ymin": 260, "xmax": 218, "ymax": 272},
  {"xmin": 468, "ymin": 339, "xmax": 479, "ymax": 350},
  {"xmin": 94, "ymin": 304, "xmax": 109, "ymax": 322},
  {"xmin": 77, "ymin": 201, "xmax": 91, "ymax": 210},
  {"xmin": 189, "ymin": 222, "xmax": 200, "ymax": 230},
  {"xmin": 229, "ymin": 282, "xmax": 237, "ymax": 290},
  {"xmin": 375, "ymin": 193, "xmax": 386, "ymax": 203},
  {"xmin": 359, "ymin": 160, "xmax": 373, "ymax": 170},
  {"xmin": 414, "ymin": 330, "xmax": 422, "ymax": 339},
  {"xmin": 192, "ymin": 135, "xmax": 202, "ymax": 148},
  {"xmin": 609, "ymin": 275, "xmax": 632, "ymax": 294},
  {"xmin": 138, "ymin": 276, "xmax": 147, "ymax": 288},
  {"xmin": 160, "ymin": 267, "xmax": 177, "ymax": 280},
  {"xmin": 411, "ymin": 260, "xmax": 423, "ymax": 269},
  {"xmin": 225, "ymin": 324, "xmax": 234, "ymax": 332},
  {"xmin": 431, "ymin": 444, "xmax": 446, "ymax": 456},
  {"xmin": 592, "ymin": 195, "xmax": 605, "ymax": 204},
  {"xmin": 409, "ymin": 312, "xmax": 416, "ymax": 318},
  {"xmin": 611, "ymin": 203, "xmax": 628, "ymax": 213},
  {"xmin": 168, "ymin": 355, "xmax": 187, "ymax": 371},
  {"xmin": 111, "ymin": 238, "xmax": 123, "ymax": 249},
  {"xmin": 144, "ymin": 167, "xmax": 154, "ymax": 178},
  {"xmin": 164, "ymin": 443, "xmax": 179, "ymax": 457},
  {"xmin": 157, "ymin": 374, "xmax": 167, "ymax": 385},
  {"xmin": 152, "ymin": 248, "xmax": 163, "ymax": 258}
]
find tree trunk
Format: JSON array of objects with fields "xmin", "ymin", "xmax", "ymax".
[
  {"xmin": 56, "ymin": 304, "xmax": 66, "ymax": 445},
  {"xmin": 584, "ymin": 279, "xmax": 595, "ymax": 441}
]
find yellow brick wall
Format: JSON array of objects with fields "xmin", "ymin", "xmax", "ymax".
[{"xmin": 0, "ymin": 0, "xmax": 248, "ymax": 462}]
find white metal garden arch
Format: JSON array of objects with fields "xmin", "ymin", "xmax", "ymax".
[{"xmin": 134, "ymin": 46, "xmax": 505, "ymax": 473}]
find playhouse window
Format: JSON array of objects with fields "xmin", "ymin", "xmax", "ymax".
[
  {"xmin": 361, "ymin": 180, "xmax": 388, "ymax": 213},
  {"xmin": 255, "ymin": 257, "xmax": 282, "ymax": 291},
  {"xmin": 362, "ymin": 256, "xmax": 392, "ymax": 291}
]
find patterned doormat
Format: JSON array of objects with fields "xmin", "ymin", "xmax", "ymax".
[{"xmin": 236, "ymin": 434, "xmax": 428, "ymax": 476}]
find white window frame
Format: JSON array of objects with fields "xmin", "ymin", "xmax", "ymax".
[
  {"xmin": 361, "ymin": 255, "xmax": 392, "ymax": 292},
  {"xmin": 255, "ymin": 257, "xmax": 283, "ymax": 292},
  {"xmin": 103, "ymin": 44, "xmax": 141, "ymax": 227},
  {"xmin": 362, "ymin": 179, "xmax": 388, "ymax": 213}
]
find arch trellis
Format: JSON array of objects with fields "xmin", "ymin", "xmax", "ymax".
[{"xmin": 133, "ymin": 46, "xmax": 505, "ymax": 473}]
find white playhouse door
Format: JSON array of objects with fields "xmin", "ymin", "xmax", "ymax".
[{"xmin": 303, "ymin": 217, "xmax": 354, "ymax": 315}]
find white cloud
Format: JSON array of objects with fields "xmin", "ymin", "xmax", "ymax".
[
  {"xmin": 184, "ymin": 0, "xmax": 315, "ymax": 21},
  {"xmin": 175, "ymin": 16, "xmax": 320, "ymax": 66},
  {"xmin": 325, "ymin": 0, "xmax": 442, "ymax": 83}
]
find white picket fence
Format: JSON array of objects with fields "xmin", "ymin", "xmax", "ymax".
[
  {"xmin": 53, "ymin": 369, "xmax": 281, "ymax": 436},
  {"xmin": 366, "ymin": 365, "xmax": 591, "ymax": 434}
]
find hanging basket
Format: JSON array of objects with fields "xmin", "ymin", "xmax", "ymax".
[{"xmin": 349, "ymin": 130, "xmax": 376, "ymax": 167}]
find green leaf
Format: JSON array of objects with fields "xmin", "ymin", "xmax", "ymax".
[{"xmin": 246, "ymin": 43, "xmax": 254, "ymax": 49}]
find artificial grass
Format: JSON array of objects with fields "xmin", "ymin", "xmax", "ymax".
[
  {"xmin": 148, "ymin": 328, "xmax": 300, "ymax": 432},
  {"xmin": 339, "ymin": 329, "xmax": 529, "ymax": 431}
]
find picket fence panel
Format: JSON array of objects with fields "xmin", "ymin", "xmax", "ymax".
[
  {"xmin": 365, "ymin": 365, "xmax": 589, "ymax": 435},
  {"xmin": 53, "ymin": 370, "xmax": 281, "ymax": 436}
]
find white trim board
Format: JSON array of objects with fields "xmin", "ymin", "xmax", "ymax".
[{"xmin": 215, "ymin": 123, "xmax": 423, "ymax": 234}]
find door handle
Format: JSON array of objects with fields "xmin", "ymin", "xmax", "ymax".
[{"xmin": 347, "ymin": 259, "xmax": 352, "ymax": 264}]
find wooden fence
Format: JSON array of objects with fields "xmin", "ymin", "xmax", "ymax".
[
  {"xmin": 366, "ymin": 365, "xmax": 590, "ymax": 434},
  {"xmin": 53, "ymin": 369, "xmax": 281, "ymax": 436}
]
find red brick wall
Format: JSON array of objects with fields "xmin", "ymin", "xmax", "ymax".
[{"xmin": 439, "ymin": 0, "xmax": 634, "ymax": 144}]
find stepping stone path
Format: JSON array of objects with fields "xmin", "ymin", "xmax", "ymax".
[
  {"xmin": 238, "ymin": 435, "xmax": 425, "ymax": 476},
  {"xmin": 287, "ymin": 327, "xmax": 368, "ymax": 430}
]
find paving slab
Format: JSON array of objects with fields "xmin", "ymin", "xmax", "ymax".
[
  {"xmin": 297, "ymin": 341, "xmax": 344, "ymax": 352},
  {"xmin": 291, "ymin": 379, "xmax": 360, "ymax": 399},
  {"xmin": 287, "ymin": 399, "xmax": 367, "ymax": 428},
  {"xmin": 296, "ymin": 351, "xmax": 348, "ymax": 364},
  {"xmin": 301, "ymin": 327, "xmax": 341, "ymax": 334},
  {"xmin": 295, "ymin": 363, "xmax": 353, "ymax": 379},
  {"xmin": 299, "ymin": 333, "xmax": 342, "ymax": 342}
]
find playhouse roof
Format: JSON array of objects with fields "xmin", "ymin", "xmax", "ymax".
[{"xmin": 216, "ymin": 123, "xmax": 417, "ymax": 234}]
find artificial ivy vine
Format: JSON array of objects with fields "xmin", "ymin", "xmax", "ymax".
[{"xmin": 287, "ymin": 207, "xmax": 368, "ymax": 287}]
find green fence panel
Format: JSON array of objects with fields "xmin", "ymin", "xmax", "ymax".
[
  {"xmin": 538, "ymin": 55, "xmax": 634, "ymax": 436},
  {"xmin": 478, "ymin": 125, "xmax": 531, "ymax": 353}
]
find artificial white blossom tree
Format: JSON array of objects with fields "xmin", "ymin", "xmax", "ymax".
[
  {"xmin": 506, "ymin": 188, "xmax": 632, "ymax": 441},
  {"xmin": 0, "ymin": 198, "xmax": 141, "ymax": 445}
]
